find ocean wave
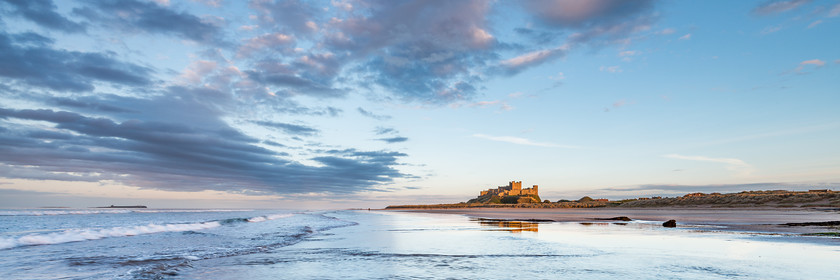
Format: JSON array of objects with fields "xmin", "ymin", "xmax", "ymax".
[
  {"xmin": 247, "ymin": 213, "xmax": 295, "ymax": 223},
  {"xmin": 0, "ymin": 221, "xmax": 221, "ymax": 250},
  {"xmin": 0, "ymin": 209, "xmax": 252, "ymax": 216}
]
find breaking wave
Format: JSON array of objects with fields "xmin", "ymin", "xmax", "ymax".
[
  {"xmin": 0, "ymin": 222, "xmax": 221, "ymax": 250},
  {"xmin": 0, "ymin": 209, "xmax": 251, "ymax": 216},
  {"xmin": 248, "ymin": 213, "xmax": 294, "ymax": 223}
]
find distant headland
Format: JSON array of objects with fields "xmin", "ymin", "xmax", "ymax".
[
  {"xmin": 94, "ymin": 205, "xmax": 148, "ymax": 208},
  {"xmin": 385, "ymin": 181, "xmax": 840, "ymax": 209}
]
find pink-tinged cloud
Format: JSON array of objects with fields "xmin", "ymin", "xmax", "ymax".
[
  {"xmin": 679, "ymin": 33, "xmax": 691, "ymax": 40},
  {"xmin": 237, "ymin": 33, "xmax": 295, "ymax": 58},
  {"xmin": 800, "ymin": 59, "xmax": 825, "ymax": 66},
  {"xmin": 659, "ymin": 28, "xmax": 676, "ymax": 35},
  {"xmin": 752, "ymin": 0, "xmax": 811, "ymax": 15},
  {"xmin": 830, "ymin": 4, "xmax": 840, "ymax": 17},
  {"xmin": 471, "ymin": 100, "xmax": 500, "ymax": 107},
  {"xmin": 795, "ymin": 59, "xmax": 826, "ymax": 72},
  {"xmin": 501, "ymin": 45, "xmax": 569, "ymax": 74},
  {"xmin": 599, "ymin": 65, "xmax": 622, "ymax": 73},
  {"xmin": 524, "ymin": 0, "xmax": 654, "ymax": 27}
]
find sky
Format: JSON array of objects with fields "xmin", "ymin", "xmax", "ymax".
[{"xmin": 0, "ymin": 0, "xmax": 838, "ymax": 209}]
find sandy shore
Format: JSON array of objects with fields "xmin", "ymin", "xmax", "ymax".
[{"xmin": 388, "ymin": 207, "xmax": 840, "ymax": 235}]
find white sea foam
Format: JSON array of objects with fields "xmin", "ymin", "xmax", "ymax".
[
  {"xmin": 0, "ymin": 209, "xmax": 252, "ymax": 216},
  {"xmin": 248, "ymin": 213, "xmax": 294, "ymax": 223},
  {"xmin": 0, "ymin": 222, "xmax": 221, "ymax": 250}
]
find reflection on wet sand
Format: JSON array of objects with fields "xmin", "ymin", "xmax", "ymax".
[{"xmin": 474, "ymin": 218, "xmax": 539, "ymax": 232}]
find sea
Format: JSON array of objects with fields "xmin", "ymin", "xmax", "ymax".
[{"xmin": 1, "ymin": 208, "xmax": 838, "ymax": 279}]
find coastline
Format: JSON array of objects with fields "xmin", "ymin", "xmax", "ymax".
[{"xmin": 386, "ymin": 207, "xmax": 840, "ymax": 236}]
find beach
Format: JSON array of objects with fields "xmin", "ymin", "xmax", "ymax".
[
  {"xmin": 2, "ymin": 208, "xmax": 839, "ymax": 279},
  {"xmin": 390, "ymin": 207, "xmax": 840, "ymax": 235}
]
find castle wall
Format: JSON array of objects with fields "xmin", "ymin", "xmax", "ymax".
[{"xmin": 478, "ymin": 181, "xmax": 538, "ymax": 198}]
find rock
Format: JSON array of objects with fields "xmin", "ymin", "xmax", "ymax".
[
  {"xmin": 783, "ymin": 221, "xmax": 840, "ymax": 226},
  {"xmin": 663, "ymin": 220, "xmax": 677, "ymax": 227}
]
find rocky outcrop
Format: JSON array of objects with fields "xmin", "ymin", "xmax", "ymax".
[{"xmin": 663, "ymin": 220, "xmax": 677, "ymax": 227}]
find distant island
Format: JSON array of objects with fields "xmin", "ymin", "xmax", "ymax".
[
  {"xmin": 385, "ymin": 181, "xmax": 840, "ymax": 209},
  {"xmin": 94, "ymin": 205, "xmax": 148, "ymax": 208}
]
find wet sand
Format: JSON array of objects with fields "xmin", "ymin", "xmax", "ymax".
[{"xmin": 389, "ymin": 207, "xmax": 840, "ymax": 235}]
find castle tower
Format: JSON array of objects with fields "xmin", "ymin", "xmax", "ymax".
[{"xmin": 510, "ymin": 181, "xmax": 522, "ymax": 190}]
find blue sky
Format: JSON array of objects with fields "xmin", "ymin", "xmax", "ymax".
[{"xmin": 0, "ymin": 0, "xmax": 838, "ymax": 208}]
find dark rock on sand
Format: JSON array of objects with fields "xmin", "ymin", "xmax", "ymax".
[
  {"xmin": 663, "ymin": 220, "xmax": 677, "ymax": 227},
  {"xmin": 783, "ymin": 221, "xmax": 840, "ymax": 226}
]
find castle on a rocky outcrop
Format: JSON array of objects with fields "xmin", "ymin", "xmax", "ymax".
[{"xmin": 480, "ymin": 181, "xmax": 538, "ymax": 197}]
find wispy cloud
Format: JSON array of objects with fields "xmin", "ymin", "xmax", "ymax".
[
  {"xmin": 752, "ymin": 0, "xmax": 811, "ymax": 16},
  {"xmin": 659, "ymin": 28, "xmax": 676, "ymax": 35},
  {"xmin": 377, "ymin": 137, "xmax": 409, "ymax": 143},
  {"xmin": 357, "ymin": 107, "xmax": 392, "ymax": 121},
  {"xmin": 473, "ymin": 134, "xmax": 578, "ymax": 148},
  {"xmin": 679, "ymin": 33, "xmax": 691, "ymax": 40},
  {"xmin": 791, "ymin": 59, "xmax": 826, "ymax": 73},
  {"xmin": 761, "ymin": 25, "xmax": 782, "ymax": 34},
  {"xmin": 663, "ymin": 154, "xmax": 754, "ymax": 175},
  {"xmin": 599, "ymin": 65, "xmax": 622, "ymax": 73}
]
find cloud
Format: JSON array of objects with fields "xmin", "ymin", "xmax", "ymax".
[
  {"xmin": 752, "ymin": 0, "xmax": 811, "ymax": 15},
  {"xmin": 376, "ymin": 137, "xmax": 408, "ymax": 143},
  {"xmin": 0, "ymin": 107, "xmax": 410, "ymax": 194},
  {"xmin": 357, "ymin": 107, "xmax": 392, "ymax": 121},
  {"xmin": 599, "ymin": 65, "xmax": 622, "ymax": 73},
  {"xmin": 1, "ymin": 0, "xmax": 86, "ymax": 33},
  {"xmin": 246, "ymin": 69, "xmax": 345, "ymax": 99},
  {"xmin": 251, "ymin": 120, "xmax": 319, "ymax": 136},
  {"xmin": 250, "ymin": 0, "xmax": 319, "ymax": 36},
  {"xmin": 663, "ymin": 154, "xmax": 753, "ymax": 175},
  {"xmin": 549, "ymin": 72, "xmax": 566, "ymax": 80},
  {"xmin": 795, "ymin": 59, "xmax": 826, "ymax": 72},
  {"xmin": 618, "ymin": 50, "xmax": 639, "ymax": 57},
  {"xmin": 73, "ymin": 0, "xmax": 222, "ymax": 42},
  {"xmin": 831, "ymin": 4, "xmax": 840, "ymax": 17},
  {"xmin": 679, "ymin": 33, "xmax": 691, "ymax": 40},
  {"xmin": 472, "ymin": 134, "xmax": 578, "ymax": 148},
  {"xmin": 0, "ymin": 31, "xmax": 152, "ymax": 92},
  {"xmin": 374, "ymin": 127, "xmax": 397, "ymax": 135},
  {"xmin": 523, "ymin": 0, "xmax": 654, "ymax": 28},
  {"xmin": 807, "ymin": 20, "xmax": 822, "ymax": 28},
  {"xmin": 499, "ymin": 45, "xmax": 569, "ymax": 75},
  {"xmin": 658, "ymin": 28, "xmax": 676, "ymax": 35},
  {"xmin": 799, "ymin": 59, "xmax": 825, "ymax": 66},
  {"xmin": 319, "ymin": 0, "xmax": 496, "ymax": 103},
  {"xmin": 237, "ymin": 33, "xmax": 296, "ymax": 58},
  {"xmin": 469, "ymin": 100, "xmax": 513, "ymax": 111},
  {"xmin": 471, "ymin": 100, "xmax": 500, "ymax": 107}
]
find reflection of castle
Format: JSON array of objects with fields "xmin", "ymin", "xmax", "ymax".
[
  {"xmin": 476, "ymin": 219, "xmax": 539, "ymax": 233},
  {"xmin": 479, "ymin": 181, "xmax": 538, "ymax": 197}
]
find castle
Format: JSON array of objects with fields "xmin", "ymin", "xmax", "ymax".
[{"xmin": 479, "ymin": 181, "xmax": 538, "ymax": 197}]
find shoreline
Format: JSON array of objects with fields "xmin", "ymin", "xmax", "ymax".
[{"xmin": 385, "ymin": 207, "xmax": 840, "ymax": 236}]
